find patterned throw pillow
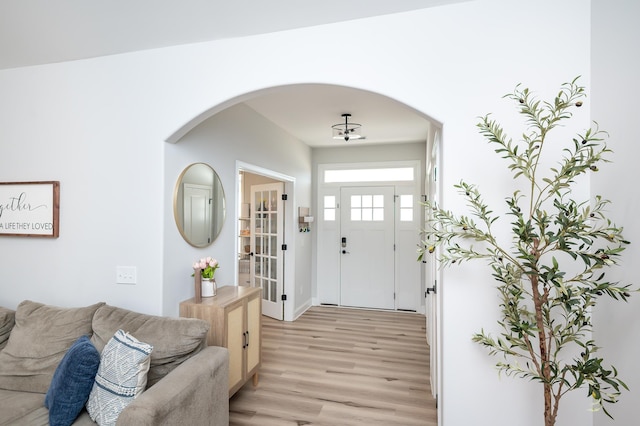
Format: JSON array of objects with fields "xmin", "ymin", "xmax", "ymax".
[
  {"xmin": 86, "ymin": 330, "xmax": 153, "ymax": 426},
  {"xmin": 45, "ymin": 335, "xmax": 101, "ymax": 426}
]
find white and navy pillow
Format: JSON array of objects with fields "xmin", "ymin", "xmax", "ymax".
[{"xmin": 86, "ymin": 329, "xmax": 153, "ymax": 426}]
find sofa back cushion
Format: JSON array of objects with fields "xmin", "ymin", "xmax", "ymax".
[
  {"xmin": 90, "ymin": 305, "xmax": 209, "ymax": 388},
  {"xmin": 0, "ymin": 300, "xmax": 105, "ymax": 393},
  {"xmin": 0, "ymin": 307, "xmax": 15, "ymax": 351}
]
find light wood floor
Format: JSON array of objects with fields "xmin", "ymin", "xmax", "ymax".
[{"xmin": 229, "ymin": 306, "xmax": 437, "ymax": 426}]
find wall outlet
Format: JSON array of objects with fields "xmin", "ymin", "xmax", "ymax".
[{"xmin": 116, "ymin": 266, "xmax": 137, "ymax": 284}]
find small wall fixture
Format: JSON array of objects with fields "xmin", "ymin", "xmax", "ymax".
[
  {"xmin": 332, "ymin": 113, "xmax": 363, "ymax": 141},
  {"xmin": 298, "ymin": 207, "xmax": 313, "ymax": 232}
]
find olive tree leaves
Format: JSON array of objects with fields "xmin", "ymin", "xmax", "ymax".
[{"xmin": 419, "ymin": 77, "xmax": 632, "ymax": 425}]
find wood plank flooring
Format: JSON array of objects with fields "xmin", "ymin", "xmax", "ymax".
[{"xmin": 229, "ymin": 306, "xmax": 437, "ymax": 426}]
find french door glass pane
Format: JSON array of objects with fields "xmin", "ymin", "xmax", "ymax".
[{"xmin": 252, "ymin": 189, "xmax": 280, "ymax": 304}]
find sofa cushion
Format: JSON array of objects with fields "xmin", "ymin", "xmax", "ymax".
[
  {"xmin": 0, "ymin": 306, "xmax": 15, "ymax": 351},
  {"xmin": 0, "ymin": 388, "xmax": 47, "ymax": 425},
  {"xmin": 90, "ymin": 305, "xmax": 209, "ymax": 387},
  {"xmin": 86, "ymin": 330, "xmax": 152, "ymax": 426},
  {"xmin": 45, "ymin": 335, "xmax": 101, "ymax": 426},
  {"xmin": 0, "ymin": 300, "xmax": 105, "ymax": 393}
]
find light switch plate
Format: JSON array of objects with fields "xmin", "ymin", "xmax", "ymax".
[{"xmin": 116, "ymin": 266, "xmax": 137, "ymax": 284}]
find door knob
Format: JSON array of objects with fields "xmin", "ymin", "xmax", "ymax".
[{"xmin": 342, "ymin": 250, "xmax": 350, "ymax": 254}]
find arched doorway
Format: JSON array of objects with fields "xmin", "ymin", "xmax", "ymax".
[{"xmin": 165, "ymin": 82, "xmax": 442, "ymax": 422}]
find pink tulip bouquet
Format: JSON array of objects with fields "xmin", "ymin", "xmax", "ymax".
[{"xmin": 192, "ymin": 257, "xmax": 219, "ymax": 279}]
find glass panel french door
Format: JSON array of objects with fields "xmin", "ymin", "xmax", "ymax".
[{"xmin": 250, "ymin": 182, "xmax": 284, "ymax": 320}]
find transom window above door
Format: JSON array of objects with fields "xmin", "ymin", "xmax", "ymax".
[{"xmin": 323, "ymin": 167, "xmax": 414, "ymax": 183}]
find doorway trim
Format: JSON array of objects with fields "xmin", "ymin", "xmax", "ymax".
[
  {"xmin": 316, "ymin": 160, "xmax": 422, "ymax": 312},
  {"xmin": 236, "ymin": 161, "xmax": 297, "ymax": 322}
]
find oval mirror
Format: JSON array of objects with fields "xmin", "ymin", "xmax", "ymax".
[{"xmin": 173, "ymin": 163, "xmax": 226, "ymax": 247}]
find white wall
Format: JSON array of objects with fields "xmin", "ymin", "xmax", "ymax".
[
  {"xmin": 163, "ymin": 103, "xmax": 312, "ymax": 317},
  {"xmin": 0, "ymin": 50, "xmax": 169, "ymax": 313},
  {"xmin": 0, "ymin": 1, "xmax": 606, "ymax": 425},
  {"xmin": 591, "ymin": 1, "xmax": 640, "ymax": 424}
]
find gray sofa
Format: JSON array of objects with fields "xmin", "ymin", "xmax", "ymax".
[{"xmin": 0, "ymin": 300, "xmax": 229, "ymax": 425}]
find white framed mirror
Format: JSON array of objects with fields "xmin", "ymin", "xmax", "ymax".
[{"xmin": 173, "ymin": 163, "xmax": 225, "ymax": 247}]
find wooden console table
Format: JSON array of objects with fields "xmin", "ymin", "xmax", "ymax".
[{"xmin": 180, "ymin": 285, "xmax": 262, "ymax": 397}]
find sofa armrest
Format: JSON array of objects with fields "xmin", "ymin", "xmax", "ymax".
[{"xmin": 116, "ymin": 346, "xmax": 229, "ymax": 426}]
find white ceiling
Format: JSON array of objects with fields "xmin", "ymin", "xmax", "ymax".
[
  {"xmin": 243, "ymin": 85, "xmax": 434, "ymax": 147},
  {"xmin": 0, "ymin": 0, "xmax": 464, "ymax": 146}
]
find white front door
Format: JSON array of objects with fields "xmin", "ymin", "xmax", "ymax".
[
  {"xmin": 183, "ymin": 183, "xmax": 212, "ymax": 246},
  {"xmin": 250, "ymin": 182, "xmax": 284, "ymax": 320},
  {"xmin": 339, "ymin": 186, "xmax": 395, "ymax": 310}
]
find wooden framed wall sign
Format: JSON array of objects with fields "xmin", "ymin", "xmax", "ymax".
[{"xmin": 0, "ymin": 181, "xmax": 60, "ymax": 237}]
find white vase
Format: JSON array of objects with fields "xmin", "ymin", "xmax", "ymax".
[{"xmin": 201, "ymin": 278, "xmax": 217, "ymax": 298}]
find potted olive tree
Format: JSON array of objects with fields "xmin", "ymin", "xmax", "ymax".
[{"xmin": 419, "ymin": 77, "xmax": 632, "ymax": 426}]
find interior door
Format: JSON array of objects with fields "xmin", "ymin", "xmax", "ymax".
[
  {"xmin": 250, "ymin": 182, "xmax": 284, "ymax": 320},
  {"xmin": 426, "ymin": 131, "xmax": 441, "ymax": 399},
  {"xmin": 340, "ymin": 186, "xmax": 395, "ymax": 309},
  {"xmin": 183, "ymin": 183, "xmax": 212, "ymax": 246}
]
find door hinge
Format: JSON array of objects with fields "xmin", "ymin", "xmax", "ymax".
[
  {"xmin": 421, "ymin": 195, "xmax": 428, "ymax": 202},
  {"xmin": 282, "ymin": 194, "xmax": 288, "ymax": 201},
  {"xmin": 281, "ymin": 294, "xmax": 287, "ymax": 301},
  {"xmin": 281, "ymin": 244, "xmax": 287, "ymax": 250},
  {"xmin": 393, "ymin": 292, "xmax": 396, "ymax": 299}
]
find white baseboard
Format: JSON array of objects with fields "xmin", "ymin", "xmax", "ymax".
[{"xmin": 293, "ymin": 298, "xmax": 312, "ymax": 321}]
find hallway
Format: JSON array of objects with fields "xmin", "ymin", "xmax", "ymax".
[{"xmin": 229, "ymin": 306, "xmax": 436, "ymax": 425}]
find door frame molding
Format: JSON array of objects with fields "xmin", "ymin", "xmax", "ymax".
[
  {"xmin": 235, "ymin": 161, "xmax": 297, "ymax": 321},
  {"xmin": 316, "ymin": 160, "xmax": 422, "ymax": 311}
]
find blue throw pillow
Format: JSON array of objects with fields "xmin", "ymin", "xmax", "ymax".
[{"xmin": 45, "ymin": 335, "xmax": 101, "ymax": 426}]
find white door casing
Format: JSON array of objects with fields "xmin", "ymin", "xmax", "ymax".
[{"xmin": 317, "ymin": 161, "xmax": 422, "ymax": 312}]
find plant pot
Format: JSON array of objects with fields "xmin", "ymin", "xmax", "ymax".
[{"xmin": 202, "ymin": 278, "xmax": 217, "ymax": 298}]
